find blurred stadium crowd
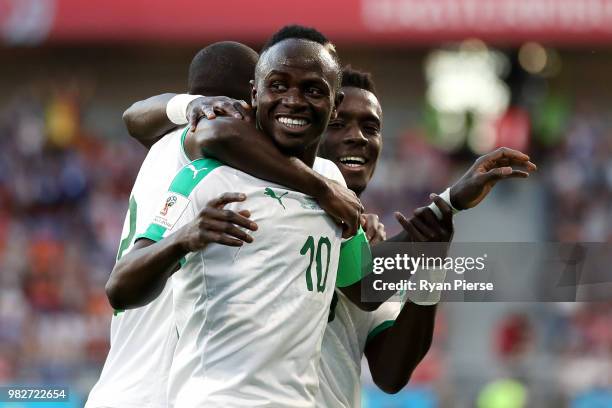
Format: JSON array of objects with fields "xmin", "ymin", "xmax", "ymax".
[{"xmin": 0, "ymin": 58, "xmax": 611, "ymax": 407}]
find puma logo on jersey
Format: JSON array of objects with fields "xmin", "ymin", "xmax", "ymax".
[
  {"xmin": 264, "ymin": 188, "xmax": 288, "ymax": 209},
  {"xmin": 187, "ymin": 163, "xmax": 207, "ymax": 179}
]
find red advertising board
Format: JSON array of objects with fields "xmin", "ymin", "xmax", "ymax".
[{"xmin": 3, "ymin": 0, "xmax": 612, "ymax": 46}]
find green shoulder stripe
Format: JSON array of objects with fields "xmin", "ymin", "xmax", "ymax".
[
  {"xmin": 116, "ymin": 196, "xmax": 137, "ymax": 261},
  {"xmin": 366, "ymin": 320, "xmax": 395, "ymax": 344},
  {"xmin": 168, "ymin": 157, "xmax": 223, "ymax": 196},
  {"xmin": 136, "ymin": 157, "xmax": 223, "ymax": 243}
]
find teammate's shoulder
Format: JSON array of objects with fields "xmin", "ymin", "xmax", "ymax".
[
  {"xmin": 167, "ymin": 157, "xmax": 228, "ymax": 194},
  {"xmin": 313, "ymin": 157, "xmax": 346, "ymax": 187},
  {"xmin": 150, "ymin": 126, "xmax": 188, "ymax": 150}
]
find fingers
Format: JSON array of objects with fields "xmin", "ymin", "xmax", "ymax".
[
  {"xmin": 482, "ymin": 167, "xmax": 530, "ymax": 182},
  {"xmin": 200, "ymin": 217, "xmax": 254, "ymax": 243},
  {"xmin": 211, "ymin": 100, "xmax": 242, "ymax": 120},
  {"xmin": 481, "ymin": 147, "xmax": 537, "ymax": 172},
  {"xmin": 342, "ymin": 217, "xmax": 359, "ymax": 239},
  {"xmin": 232, "ymin": 101, "xmax": 251, "ymax": 121},
  {"xmin": 202, "ymin": 231, "xmax": 245, "ymax": 247},
  {"xmin": 188, "ymin": 97, "xmax": 253, "ymax": 131},
  {"xmin": 206, "ymin": 192, "xmax": 247, "ymax": 209},
  {"xmin": 375, "ymin": 224, "xmax": 387, "ymax": 244},
  {"xmin": 203, "ymin": 207, "xmax": 257, "ymax": 231},
  {"xmin": 361, "ymin": 213, "xmax": 386, "ymax": 244},
  {"xmin": 204, "ymin": 193, "xmax": 258, "ymax": 231},
  {"xmin": 188, "ymin": 106, "xmax": 214, "ymax": 132},
  {"xmin": 395, "ymin": 211, "xmax": 426, "ymax": 242},
  {"xmin": 193, "ymin": 193, "xmax": 258, "ymax": 248},
  {"xmin": 411, "ymin": 211, "xmax": 437, "ymax": 240}
]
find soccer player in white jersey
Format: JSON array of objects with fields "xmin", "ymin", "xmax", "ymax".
[
  {"xmin": 89, "ymin": 40, "xmax": 366, "ymax": 407},
  {"xmin": 315, "ymin": 67, "xmax": 537, "ymax": 406},
  {"xmin": 106, "ymin": 27, "xmax": 376, "ymax": 407},
  {"xmin": 85, "ymin": 43, "xmax": 262, "ymax": 408},
  {"xmin": 109, "ymin": 34, "xmax": 537, "ymax": 407}
]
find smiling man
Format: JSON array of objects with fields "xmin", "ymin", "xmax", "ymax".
[
  {"xmin": 120, "ymin": 26, "xmax": 374, "ymax": 407},
  {"xmin": 316, "ymin": 67, "xmax": 441, "ymax": 406}
]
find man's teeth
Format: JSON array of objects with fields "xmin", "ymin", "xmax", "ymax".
[
  {"xmin": 277, "ymin": 117, "xmax": 308, "ymax": 128},
  {"xmin": 339, "ymin": 156, "xmax": 366, "ymax": 167}
]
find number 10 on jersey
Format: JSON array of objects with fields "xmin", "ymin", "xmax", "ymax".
[{"xmin": 300, "ymin": 236, "xmax": 331, "ymax": 292}]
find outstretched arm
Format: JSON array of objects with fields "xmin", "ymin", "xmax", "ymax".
[
  {"xmin": 187, "ymin": 116, "xmax": 364, "ymax": 238},
  {"xmin": 363, "ymin": 198, "xmax": 453, "ymax": 393},
  {"xmin": 122, "ymin": 93, "xmax": 250, "ymax": 149},
  {"xmin": 123, "ymin": 94, "xmax": 177, "ymax": 148},
  {"xmin": 338, "ymin": 195, "xmax": 453, "ymax": 311},
  {"xmin": 106, "ymin": 193, "xmax": 257, "ymax": 310},
  {"xmin": 341, "ymin": 147, "xmax": 537, "ymax": 310},
  {"xmin": 365, "ymin": 302, "xmax": 437, "ymax": 393}
]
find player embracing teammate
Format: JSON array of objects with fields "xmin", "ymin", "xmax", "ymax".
[{"xmin": 86, "ymin": 25, "xmax": 536, "ymax": 408}]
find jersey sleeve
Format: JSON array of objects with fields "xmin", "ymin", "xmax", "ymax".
[
  {"xmin": 178, "ymin": 126, "xmax": 191, "ymax": 167},
  {"xmin": 314, "ymin": 157, "xmax": 347, "ymax": 187},
  {"xmin": 336, "ymin": 227, "xmax": 371, "ymax": 288},
  {"xmin": 136, "ymin": 157, "xmax": 224, "ymax": 243},
  {"xmin": 366, "ymin": 301, "xmax": 402, "ymax": 344}
]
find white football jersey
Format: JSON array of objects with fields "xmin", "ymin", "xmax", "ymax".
[
  {"xmin": 85, "ymin": 127, "xmax": 190, "ymax": 408},
  {"xmin": 140, "ymin": 157, "xmax": 346, "ymax": 408},
  {"xmin": 316, "ymin": 292, "xmax": 402, "ymax": 408}
]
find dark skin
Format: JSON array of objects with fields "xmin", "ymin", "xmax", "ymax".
[
  {"xmin": 123, "ymin": 99, "xmax": 362, "ymax": 237},
  {"xmin": 108, "ymin": 40, "xmax": 373, "ymax": 311},
  {"xmin": 318, "ymin": 85, "xmax": 450, "ymax": 393},
  {"xmin": 251, "ymin": 39, "xmax": 342, "ymax": 166},
  {"xmin": 123, "ymin": 94, "xmax": 250, "ymax": 149},
  {"xmin": 318, "ymin": 85, "xmax": 538, "ymax": 393},
  {"xmin": 342, "ymin": 145, "xmax": 537, "ymax": 309},
  {"xmin": 318, "ymin": 86, "xmax": 383, "ymax": 197},
  {"xmin": 106, "ymin": 193, "xmax": 258, "ymax": 309}
]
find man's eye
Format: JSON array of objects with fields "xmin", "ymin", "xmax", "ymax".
[
  {"xmin": 328, "ymin": 121, "xmax": 344, "ymax": 129},
  {"xmin": 307, "ymin": 87, "xmax": 323, "ymax": 96},
  {"xmin": 270, "ymin": 82, "xmax": 287, "ymax": 92},
  {"xmin": 364, "ymin": 126, "xmax": 380, "ymax": 135}
]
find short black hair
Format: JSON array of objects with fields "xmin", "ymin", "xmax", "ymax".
[
  {"xmin": 259, "ymin": 25, "xmax": 342, "ymax": 86},
  {"xmin": 188, "ymin": 41, "xmax": 259, "ymax": 101},
  {"xmin": 262, "ymin": 25, "xmax": 330, "ymax": 52},
  {"xmin": 341, "ymin": 65, "xmax": 378, "ymax": 97}
]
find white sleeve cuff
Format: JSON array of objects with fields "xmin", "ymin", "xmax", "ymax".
[
  {"xmin": 166, "ymin": 94, "xmax": 203, "ymax": 125},
  {"xmin": 428, "ymin": 187, "xmax": 460, "ymax": 220}
]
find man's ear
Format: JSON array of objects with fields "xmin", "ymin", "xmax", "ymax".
[
  {"xmin": 250, "ymin": 80, "xmax": 257, "ymax": 108},
  {"xmin": 330, "ymin": 90, "xmax": 344, "ymax": 120}
]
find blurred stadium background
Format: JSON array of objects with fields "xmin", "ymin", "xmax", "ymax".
[{"xmin": 1, "ymin": 0, "xmax": 612, "ymax": 406}]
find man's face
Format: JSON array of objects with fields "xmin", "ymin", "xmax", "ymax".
[
  {"xmin": 252, "ymin": 39, "xmax": 340, "ymax": 157},
  {"xmin": 319, "ymin": 86, "xmax": 382, "ymax": 195}
]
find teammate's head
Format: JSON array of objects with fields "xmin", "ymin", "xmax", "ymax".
[
  {"xmin": 252, "ymin": 25, "xmax": 343, "ymax": 164},
  {"xmin": 319, "ymin": 66, "xmax": 383, "ymax": 196},
  {"xmin": 188, "ymin": 41, "xmax": 259, "ymax": 102}
]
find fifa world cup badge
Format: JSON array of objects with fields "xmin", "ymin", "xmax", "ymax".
[{"xmin": 160, "ymin": 195, "xmax": 178, "ymax": 216}]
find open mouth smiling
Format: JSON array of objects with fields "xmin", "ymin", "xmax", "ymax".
[
  {"xmin": 338, "ymin": 156, "xmax": 368, "ymax": 169},
  {"xmin": 276, "ymin": 115, "xmax": 311, "ymax": 131}
]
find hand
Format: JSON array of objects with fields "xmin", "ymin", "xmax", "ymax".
[
  {"xmin": 187, "ymin": 96, "xmax": 252, "ymax": 131},
  {"xmin": 178, "ymin": 192, "xmax": 258, "ymax": 252},
  {"xmin": 450, "ymin": 147, "xmax": 537, "ymax": 210},
  {"xmin": 361, "ymin": 213, "xmax": 386, "ymax": 244},
  {"xmin": 318, "ymin": 180, "xmax": 364, "ymax": 239},
  {"xmin": 394, "ymin": 194, "xmax": 454, "ymax": 243}
]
